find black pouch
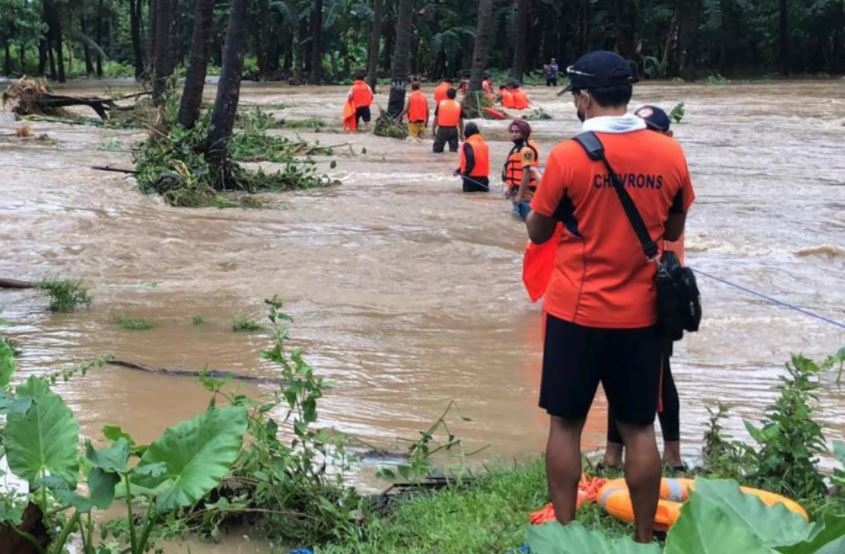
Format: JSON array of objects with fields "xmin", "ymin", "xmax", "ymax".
[{"xmin": 656, "ymin": 251, "xmax": 702, "ymax": 340}]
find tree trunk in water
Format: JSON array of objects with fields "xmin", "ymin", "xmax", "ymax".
[
  {"xmin": 386, "ymin": 0, "xmax": 413, "ymax": 118},
  {"xmin": 309, "ymin": 0, "xmax": 323, "ymax": 83},
  {"xmin": 96, "ymin": 0, "xmax": 104, "ymax": 76},
  {"xmin": 129, "ymin": 0, "xmax": 144, "ymax": 78},
  {"xmin": 578, "ymin": 0, "xmax": 589, "ymax": 53},
  {"xmin": 381, "ymin": 19, "xmax": 393, "ymax": 73},
  {"xmin": 54, "ymin": 5, "xmax": 65, "ymax": 82},
  {"xmin": 151, "ymin": 0, "xmax": 173, "ymax": 104},
  {"xmin": 167, "ymin": 0, "xmax": 180, "ymax": 75},
  {"xmin": 778, "ymin": 0, "xmax": 789, "ymax": 75},
  {"xmin": 3, "ymin": 43, "xmax": 10, "ymax": 76},
  {"xmin": 38, "ymin": 39, "xmax": 47, "ymax": 75},
  {"xmin": 510, "ymin": 0, "xmax": 529, "ymax": 82},
  {"xmin": 81, "ymin": 15, "xmax": 94, "ymax": 75},
  {"xmin": 177, "ymin": 0, "xmax": 213, "ymax": 128},
  {"xmin": 464, "ymin": 0, "xmax": 493, "ymax": 118},
  {"xmin": 365, "ymin": 0, "xmax": 383, "ymax": 91},
  {"xmin": 206, "ymin": 0, "xmax": 249, "ymax": 184},
  {"xmin": 613, "ymin": 0, "xmax": 637, "ymax": 62}
]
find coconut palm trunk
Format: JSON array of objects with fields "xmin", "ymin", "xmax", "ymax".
[
  {"xmin": 309, "ymin": 0, "xmax": 323, "ymax": 83},
  {"xmin": 463, "ymin": 0, "xmax": 494, "ymax": 118},
  {"xmin": 205, "ymin": 0, "xmax": 250, "ymax": 186},
  {"xmin": 365, "ymin": 0, "xmax": 383, "ymax": 91},
  {"xmin": 510, "ymin": 0, "xmax": 529, "ymax": 83},
  {"xmin": 177, "ymin": 0, "xmax": 214, "ymax": 128},
  {"xmin": 386, "ymin": 0, "xmax": 413, "ymax": 118}
]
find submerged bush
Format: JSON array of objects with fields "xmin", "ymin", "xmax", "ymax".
[{"xmin": 37, "ymin": 279, "xmax": 92, "ymax": 312}]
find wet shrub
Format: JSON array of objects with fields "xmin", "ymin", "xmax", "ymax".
[
  {"xmin": 231, "ymin": 316, "xmax": 263, "ymax": 332},
  {"xmin": 37, "ymin": 279, "xmax": 92, "ymax": 312},
  {"xmin": 116, "ymin": 315, "xmax": 155, "ymax": 330}
]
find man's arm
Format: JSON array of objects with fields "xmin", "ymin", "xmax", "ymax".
[
  {"xmin": 463, "ymin": 143, "xmax": 475, "ymax": 175},
  {"xmin": 526, "ymin": 210, "xmax": 557, "ymax": 244},
  {"xmin": 665, "ymin": 212, "xmax": 686, "ymax": 241},
  {"xmin": 458, "ymin": 117, "xmax": 464, "ymax": 139}
]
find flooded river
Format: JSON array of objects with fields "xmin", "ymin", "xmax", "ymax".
[{"xmin": 1, "ymin": 79, "xmax": 844, "ymax": 551}]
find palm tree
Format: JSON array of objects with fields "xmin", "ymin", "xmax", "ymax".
[
  {"xmin": 206, "ymin": 0, "xmax": 250, "ymax": 185},
  {"xmin": 177, "ymin": 0, "xmax": 214, "ymax": 128},
  {"xmin": 510, "ymin": 0, "xmax": 529, "ymax": 83},
  {"xmin": 365, "ymin": 0, "xmax": 382, "ymax": 91},
  {"xmin": 386, "ymin": 0, "xmax": 413, "ymax": 118},
  {"xmin": 463, "ymin": 0, "xmax": 493, "ymax": 118},
  {"xmin": 309, "ymin": 0, "xmax": 323, "ymax": 83}
]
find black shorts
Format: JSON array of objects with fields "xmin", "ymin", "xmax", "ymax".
[
  {"xmin": 539, "ymin": 313, "xmax": 663, "ymax": 425},
  {"xmin": 355, "ymin": 106, "xmax": 371, "ymax": 123}
]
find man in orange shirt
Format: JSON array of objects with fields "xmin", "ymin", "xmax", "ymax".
[
  {"xmin": 433, "ymin": 78, "xmax": 453, "ymax": 105},
  {"xmin": 401, "ymin": 81, "xmax": 429, "ymax": 140},
  {"xmin": 526, "ymin": 51, "xmax": 695, "ymax": 544},
  {"xmin": 347, "ymin": 76, "xmax": 374, "ymax": 131},
  {"xmin": 498, "ymin": 85, "xmax": 514, "ymax": 108},
  {"xmin": 432, "ymin": 88, "xmax": 463, "ymax": 153}
]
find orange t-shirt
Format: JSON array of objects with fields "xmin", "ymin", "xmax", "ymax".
[
  {"xmin": 530, "ymin": 130, "xmax": 695, "ymax": 328},
  {"xmin": 434, "ymin": 82, "xmax": 451, "ymax": 105},
  {"xmin": 349, "ymin": 80, "xmax": 373, "ymax": 107},
  {"xmin": 408, "ymin": 91, "xmax": 428, "ymax": 122},
  {"xmin": 512, "ymin": 88, "xmax": 529, "ymax": 109},
  {"xmin": 500, "ymin": 90, "xmax": 514, "ymax": 108},
  {"xmin": 436, "ymin": 99, "xmax": 461, "ymax": 127}
]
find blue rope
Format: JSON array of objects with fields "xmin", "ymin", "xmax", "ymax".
[{"xmin": 695, "ymin": 269, "xmax": 845, "ymax": 330}]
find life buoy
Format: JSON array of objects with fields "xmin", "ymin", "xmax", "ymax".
[{"xmin": 597, "ymin": 478, "xmax": 808, "ymax": 530}]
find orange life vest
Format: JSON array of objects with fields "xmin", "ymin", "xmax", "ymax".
[
  {"xmin": 500, "ymin": 90, "xmax": 514, "ymax": 108},
  {"xmin": 408, "ymin": 91, "xmax": 428, "ymax": 122},
  {"xmin": 434, "ymin": 82, "xmax": 451, "ymax": 105},
  {"xmin": 350, "ymin": 80, "xmax": 373, "ymax": 107},
  {"xmin": 512, "ymin": 88, "xmax": 529, "ymax": 109},
  {"xmin": 503, "ymin": 140, "xmax": 540, "ymax": 187},
  {"xmin": 459, "ymin": 134, "xmax": 490, "ymax": 178},
  {"xmin": 436, "ymin": 99, "xmax": 461, "ymax": 127}
]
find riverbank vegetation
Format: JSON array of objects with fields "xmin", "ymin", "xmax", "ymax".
[{"xmin": 1, "ymin": 296, "xmax": 843, "ymax": 552}]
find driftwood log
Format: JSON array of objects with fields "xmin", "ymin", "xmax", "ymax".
[
  {"xmin": 0, "ymin": 278, "xmax": 35, "ymax": 289},
  {"xmin": 108, "ymin": 359, "xmax": 285, "ymax": 384}
]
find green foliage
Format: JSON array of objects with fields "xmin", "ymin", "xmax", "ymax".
[
  {"xmin": 704, "ymin": 73, "xmax": 731, "ymax": 84},
  {"xmin": 37, "ymin": 278, "xmax": 92, "ymax": 312},
  {"xmin": 669, "ymin": 102, "xmax": 685, "ymax": 124},
  {"xmin": 833, "ymin": 442, "xmax": 845, "ymax": 493},
  {"xmin": 231, "ymin": 316, "xmax": 263, "ymax": 332},
  {"xmin": 192, "ymin": 314, "xmax": 206, "ymax": 325},
  {"xmin": 0, "ymin": 337, "xmax": 16, "ymax": 389},
  {"xmin": 5, "ymin": 376, "xmax": 80, "ymax": 487},
  {"xmin": 132, "ymin": 406, "xmax": 248, "ymax": 511},
  {"xmin": 116, "ymin": 315, "xmax": 155, "ymax": 330},
  {"xmin": 527, "ymin": 521, "xmax": 661, "ymax": 554}
]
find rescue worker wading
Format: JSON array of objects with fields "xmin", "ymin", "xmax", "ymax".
[
  {"xmin": 453, "ymin": 122, "xmax": 490, "ymax": 192},
  {"xmin": 432, "ymin": 88, "xmax": 463, "ymax": 153},
  {"xmin": 401, "ymin": 81, "xmax": 429, "ymax": 141},
  {"xmin": 348, "ymin": 77, "xmax": 374, "ymax": 131},
  {"xmin": 503, "ymin": 119, "xmax": 541, "ymax": 220}
]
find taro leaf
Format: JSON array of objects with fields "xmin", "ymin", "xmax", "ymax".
[
  {"xmin": 53, "ymin": 489, "xmax": 94, "ymax": 512},
  {"xmin": 0, "ymin": 338, "xmax": 15, "ymax": 389},
  {"xmin": 5, "ymin": 377, "xmax": 79, "ymax": 488},
  {"xmin": 87, "ymin": 468, "xmax": 120, "ymax": 509},
  {"xmin": 776, "ymin": 512, "xmax": 845, "ymax": 554},
  {"xmin": 664, "ymin": 489, "xmax": 779, "ymax": 554},
  {"xmin": 688, "ymin": 478, "xmax": 812, "ymax": 547},
  {"xmin": 525, "ymin": 521, "xmax": 661, "ymax": 554},
  {"xmin": 131, "ymin": 406, "xmax": 247, "ymax": 511},
  {"xmin": 85, "ymin": 439, "xmax": 129, "ymax": 474},
  {"xmin": 0, "ymin": 390, "xmax": 31, "ymax": 415},
  {"xmin": 833, "ymin": 441, "xmax": 845, "ymax": 465}
]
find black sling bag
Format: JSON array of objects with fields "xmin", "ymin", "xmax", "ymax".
[{"xmin": 572, "ymin": 131, "xmax": 702, "ymax": 341}]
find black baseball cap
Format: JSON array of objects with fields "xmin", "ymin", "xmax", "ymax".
[
  {"xmin": 561, "ymin": 50, "xmax": 638, "ymax": 93},
  {"xmin": 634, "ymin": 105, "xmax": 671, "ymax": 132}
]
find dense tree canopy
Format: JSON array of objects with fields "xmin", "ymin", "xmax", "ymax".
[{"xmin": 0, "ymin": 0, "xmax": 842, "ymax": 83}]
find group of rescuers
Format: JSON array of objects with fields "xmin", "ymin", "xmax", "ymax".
[{"xmin": 353, "ymin": 51, "xmax": 695, "ymax": 546}]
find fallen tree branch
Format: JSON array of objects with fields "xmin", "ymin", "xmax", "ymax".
[
  {"xmin": 0, "ymin": 278, "xmax": 36, "ymax": 289},
  {"xmin": 108, "ymin": 359, "xmax": 285, "ymax": 384},
  {"xmin": 91, "ymin": 165, "xmax": 138, "ymax": 174}
]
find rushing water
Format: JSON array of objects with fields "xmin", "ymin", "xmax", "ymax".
[{"xmin": 1, "ymin": 79, "xmax": 844, "ymax": 551}]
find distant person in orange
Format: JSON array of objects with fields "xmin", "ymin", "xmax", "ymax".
[
  {"xmin": 401, "ymin": 81, "xmax": 429, "ymax": 141},
  {"xmin": 510, "ymin": 82, "xmax": 530, "ymax": 109},
  {"xmin": 347, "ymin": 76, "xmax": 374, "ymax": 131},
  {"xmin": 603, "ymin": 104, "xmax": 685, "ymax": 473},
  {"xmin": 499, "ymin": 85, "xmax": 514, "ymax": 108},
  {"xmin": 503, "ymin": 119, "xmax": 541, "ymax": 220},
  {"xmin": 432, "ymin": 87, "xmax": 463, "ymax": 153},
  {"xmin": 526, "ymin": 51, "xmax": 695, "ymax": 544},
  {"xmin": 433, "ymin": 78, "xmax": 453, "ymax": 105},
  {"xmin": 453, "ymin": 122, "xmax": 490, "ymax": 192}
]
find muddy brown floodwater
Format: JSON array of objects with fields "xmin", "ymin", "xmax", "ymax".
[{"xmin": 1, "ymin": 79, "xmax": 844, "ymax": 553}]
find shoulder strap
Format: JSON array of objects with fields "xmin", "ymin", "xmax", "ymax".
[{"xmin": 572, "ymin": 131, "xmax": 658, "ymax": 259}]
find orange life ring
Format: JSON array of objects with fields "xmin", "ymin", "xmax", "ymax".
[{"xmin": 597, "ymin": 477, "xmax": 808, "ymax": 529}]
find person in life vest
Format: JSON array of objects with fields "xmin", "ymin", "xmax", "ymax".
[
  {"xmin": 347, "ymin": 76, "xmax": 374, "ymax": 131},
  {"xmin": 527, "ymin": 50, "xmax": 695, "ymax": 544},
  {"xmin": 433, "ymin": 79, "xmax": 453, "ymax": 105},
  {"xmin": 432, "ymin": 87, "xmax": 463, "ymax": 153},
  {"xmin": 503, "ymin": 119, "xmax": 541, "ymax": 220},
  {"xmin": 499, "ymin": 85, "xmax": 514, "ymax": 108},
  {"xmin": 603, "ymin": 104, "xmax": 685, "ymax": 473},
  {"xmin": 401, "ymin": 81, "xmax": 429, "ymax": 141},
  {"xmin": 452, "ymin": 122, "xmax": 490, "ymax": 192},
  {"xmin": 510, "ymin": 82, "xmax": 531, "ymax": 109}
]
